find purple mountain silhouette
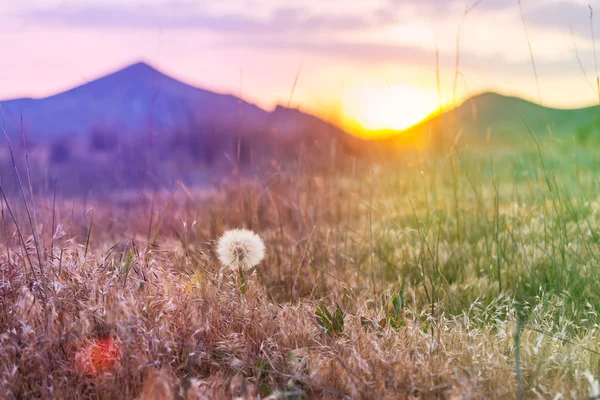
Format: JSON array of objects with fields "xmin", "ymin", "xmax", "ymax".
[{"xmin": 0, "ymin": 62, "xmax": 307, "ymax": 139}]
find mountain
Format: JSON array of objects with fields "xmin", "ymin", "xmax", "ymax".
[
  {"xmin": 0, "ymin": 61, "xmax": 360, "ymax": 146},
  {"xmin": 386, "ymin": 92, "xmax": 600, "ymax": 146},
  {"xmin": 0, "ymin": 62, "xmax": 276, "ymax": 139},
  {"xmin": 0, "ymin": 61, "xmax": 364, "ymax": 195}
]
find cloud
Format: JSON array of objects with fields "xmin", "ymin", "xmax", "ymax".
[
  {"xmin": 20, "ymin": 2, "xmax": 385, "ymax": 34},
  {"xmin": 215, "ymin": 33, "xmax": 589, "ymax": 79},
  {"xmin": 386, "ymin": 0, "xmax": 517, "ymax": 15},
  {"xmin": 15, "ymin": 0, "xmax": 594, "ymax": 81},
  {"xmin": 233, "ymin": 39, "xmax": 439, "ymax": 66},
  {"xmin": 20, "ymin": 0, "xmax": 518, "ymax": 35},
  {"xmin": 524, "ymin": 1, "xmax": 600, "ymax": 38}
]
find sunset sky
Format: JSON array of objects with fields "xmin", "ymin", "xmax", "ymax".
[{"xmin": 2, "ymin": 0, "xmax": 600, "ymax": 131}]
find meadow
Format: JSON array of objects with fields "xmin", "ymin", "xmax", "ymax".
[{"xmin": 1, "ymin": 129, "xmax": 600, "ymax": 399}]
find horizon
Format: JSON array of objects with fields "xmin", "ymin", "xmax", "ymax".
[
  {"xmin": 3, "ymin": 0, "xmax": 600, "ymax": 136},
  {"xmin": 2, "ymin": 58, "xmax": 599, "ymax": 140}
]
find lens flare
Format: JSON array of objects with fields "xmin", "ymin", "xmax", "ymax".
[{"xmin": 75, "ymin": 337, "xmax": 121, "ymax": 376}]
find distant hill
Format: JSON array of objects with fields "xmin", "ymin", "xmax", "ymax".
[
  {"xmin": 3, "ymin": 62, "xmax": 600, "ymax": 194},
  {"xmin": 0, "ymin": 61, "xmax": 360, "ymax": 148},
  {"xmin": 0, "ymin": 61, "xmax": 364, "ymax": 195},
  {"xmin": 0, "ymin": 62, "xmax": 272, "ymax": 138},
  {"xmin": 4, "ymin": 63, "xmax": 597, "ymax": 149},
  {"xmin": 384, "ymin": 92, "xmax": 600, "ymax": 146}
]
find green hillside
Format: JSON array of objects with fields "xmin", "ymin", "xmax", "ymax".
[{"xmin": 385, "ymin": 92, "xmax": 600, "ymax": 146}]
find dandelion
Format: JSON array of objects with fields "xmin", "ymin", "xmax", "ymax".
[
  {"xmin": 216, "ymin": 229, "xmax": 265, "ymax": 293},
  {"xmin": 217, "ymin": 229, "xmax": 265, "ymax": 271}
]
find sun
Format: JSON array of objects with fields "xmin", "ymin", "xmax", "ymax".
[{"xmin": 342, "ymin": 84, "xmax": 437, "ymax": 133}]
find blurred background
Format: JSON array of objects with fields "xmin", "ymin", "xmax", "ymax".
[{"xmin": 1, "ymin": 0, "xmax": 600, "ymax": 195}]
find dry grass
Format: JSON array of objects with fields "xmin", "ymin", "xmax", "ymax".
[{"xmin": 1, "ymin": 143, "xmax": 599, "ymax": 399}]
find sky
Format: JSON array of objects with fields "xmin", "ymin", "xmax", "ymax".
[{"xmin": 2, "ymin": 0, "xmax": 600, "ymax": 132}]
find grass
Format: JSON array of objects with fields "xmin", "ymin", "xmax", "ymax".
[{"xmin": 1, "ymin": 132, "xmax": 600, "ymax": 399}]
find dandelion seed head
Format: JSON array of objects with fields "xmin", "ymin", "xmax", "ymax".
[{"xmin": 217, "ymin": 229, "xmax": 265, "ymax": 270}]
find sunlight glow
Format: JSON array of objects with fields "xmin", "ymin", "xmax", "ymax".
[{"xmin": 342, "ymin": 84, "xmax": 437, "ymax": 132}]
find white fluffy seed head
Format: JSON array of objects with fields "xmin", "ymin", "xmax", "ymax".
[{"xmin": 216, "ymin": 229, "xmax": 265, "ymax": 271}]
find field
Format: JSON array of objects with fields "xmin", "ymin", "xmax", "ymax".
[{"xmin": 1, "ymin": 132, "xmax": 600, "ymax": 399}]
